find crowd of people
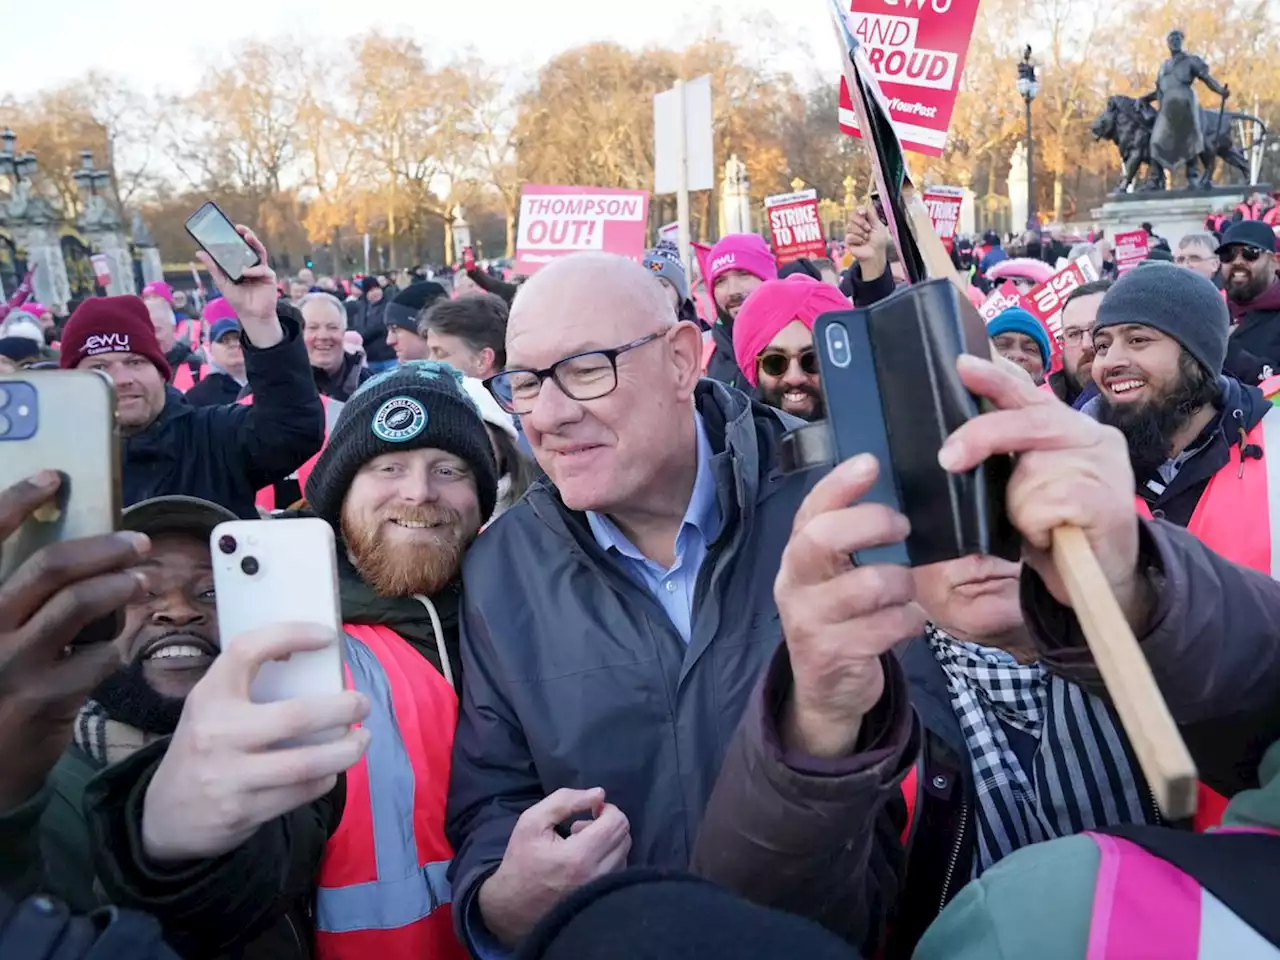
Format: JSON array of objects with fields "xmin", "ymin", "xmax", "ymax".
[{"xmin": 1, "ymin": 190, "xmax": 1280, "ymax": 960}]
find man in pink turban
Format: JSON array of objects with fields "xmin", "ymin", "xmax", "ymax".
[{"xmin": 732, "ymin": 274, "xmax": 851, "ymax": 421}]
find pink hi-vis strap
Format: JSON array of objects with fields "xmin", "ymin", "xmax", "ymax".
[{"xmin": 1087, "ymin": 833, "xmax": 1201, "ymax": 959}]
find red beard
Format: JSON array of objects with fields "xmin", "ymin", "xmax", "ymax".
[{"xmin": 340, "ymin": 503, "xmax": 476, "ymax": 598}]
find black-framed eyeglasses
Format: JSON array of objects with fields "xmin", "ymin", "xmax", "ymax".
[
  {"xmin": 486, "ymin": 332, "xmax": 665, "ymax": 415},
  {"xmin": 758, "ymin": 350, "xmax": 819, "ymax": 378},
  {"xmin": 1220, "ymin": 245, "xmax": 1263, "ymax": 264}
]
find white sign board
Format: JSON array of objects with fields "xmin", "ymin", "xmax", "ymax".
[{"xmin": 653, "ymin": 75, "xmax": 714, "ymax": 195}]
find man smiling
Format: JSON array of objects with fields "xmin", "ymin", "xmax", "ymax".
[
  {"xmin": 1218, "ymin": 221, "xmax": 1280, "ymax": 385},
  {"xmin": 1083, "ymin": 262, "xmax": 1280, "ymax": 575}
]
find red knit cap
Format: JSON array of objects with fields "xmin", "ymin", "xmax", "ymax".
[{"xmin": 59, "ymin": 296, "xmax": 172, "ymax": 381}]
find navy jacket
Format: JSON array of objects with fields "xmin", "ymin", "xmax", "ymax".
[
  {"xmin": 121, "ymin": 305, "xmax": 324, "ymax": 518},
  {"xmin": 445, "ymin": 380, "xmax": 822, "ymax": 950}
]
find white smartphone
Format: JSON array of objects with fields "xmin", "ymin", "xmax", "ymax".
[{"xmin": 211, "ymin": 517, "xmax": 346, "ymax": 745}]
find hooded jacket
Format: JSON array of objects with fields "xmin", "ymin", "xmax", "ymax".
[
  {"xmin": 121, "ymin": 304, "xmax": 324, "ymax": 519},
  {"xmin": 445, "ymin": 379, "xmax": 823, "ymax": 952},
  {"xmin": 1224, "ymin": 280, "xmax": 1280, "ymax": 385},
  {"xmin": 1081, "ymin": 375, "xmax": 1269, "ymax": 528}
]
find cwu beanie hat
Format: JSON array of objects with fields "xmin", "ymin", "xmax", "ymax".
[
  {"xmin": 305, "ymin": 361, "xmax": 499, "ymax": 526},
  {"xmin": 707, "ymin": 234, "xmax": 778, "ymax": 289},
  {"xmin": 733, "ymin": 275, "xmax": 851, "ymax": 387},
  {"xmin": 59, "ymin": 296, "xmax": 171, "ymax": 380},
  {"xmin": 1093, "ymin": 261, "xmax": 1229, "ymax": 375},
  {"xmin": 988, "ymin": 306, "xmax": 1052, "ymax": 369}
]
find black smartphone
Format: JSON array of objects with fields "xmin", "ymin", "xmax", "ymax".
[
  {"xmin": 811, "ymin": 279, "xmax": 1019, "ymax": 567},
  {"xmin": 185, "ymin": 201, "xmax": 261, "ymax": 283}
]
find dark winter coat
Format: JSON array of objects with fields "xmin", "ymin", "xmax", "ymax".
[
  {"xmin": 182, "ymin": 370, "xmax": 244, "ymax": 407},
  {"xmin": 1081, "ymin": 375, "xmax": 1268, "ymax": 527},
  {"xmin": 121, "ymin": 304, "xmax": 324, "ymax": 518},
  {"xmin": 1224, "ymin": 281, "xmax": 1280, "ymax": 385},
  {"xmin": 445, "ymin": 380, "xmax": 823, "ymax": 953},
  {"xmin": 690, "ymin": 519, "xmax": 1280, "ymax": 956},
  {"xmin": 312, "ymin": 350, "xmax": 370, "ymax": 402},
  {"xmin": 346, "ymin": 295, "xmax": 394, "ymax": 364}
]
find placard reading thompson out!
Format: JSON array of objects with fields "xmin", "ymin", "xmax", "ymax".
[
  {"xmin": 837, "ymin": 0, "xmax": 982, "ymax": 157},
  {"xmin": 764, "ymin": 189, "xmax": 827, "ymax": 264},
  {"xmin": 515, "ymin": 185, "xmax": 650, "ymax": 274}
]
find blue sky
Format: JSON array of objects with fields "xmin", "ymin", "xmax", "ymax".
[{"xmin": 3, "ymin": 0, "xmax": 828, "ymax": 97}]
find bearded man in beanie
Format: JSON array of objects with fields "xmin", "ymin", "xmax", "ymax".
[
  {"xmin": 90, "ymin": 361, "xmax": 492, "ymax": 960},
  {"xmin": 59, "ymin": 226, "xmax": 323, "ymax": 519},
  {"xmin": 385, "ymin": 281, "xmax": 448, "ymax": 363},
  {"xmin": 1084, "ymin": 261, "xmax": 1280, "ymax": 576},
  {"xmin": 703, "ymin": 234, "xmax": 778, "ymax": 390}
]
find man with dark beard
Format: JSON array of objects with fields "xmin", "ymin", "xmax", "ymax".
[
  {"xmin": 85, "ymin": 362, "xmax": 493, "ymax": 960},
  {"xmin": 1218, "ymin": 221, "xmax": 1280, "ymax": 385},
  {"xmin": 1048, "ymin": 280, "xmax": 1110, "ymax": 407},
  {"xmin": 1084, "ymin": 262, "xmax": 1280, "ymax": 576},
  {"xmin": 0, "ymin": 493, "xmax": 234, "ymax": 913},
  {"xmin": 731, "ymin": 274, "xmax": 852, "ymax": 421}
]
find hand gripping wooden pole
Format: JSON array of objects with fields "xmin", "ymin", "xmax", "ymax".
[{"xmin": 899, "ymin": 190, "xmax": 1198, "ymax": 819}]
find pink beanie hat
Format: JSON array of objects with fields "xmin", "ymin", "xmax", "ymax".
[
  {"xmin": 733, "ymin": 275, "xmax": 850, "ymax": 387},
  {"xmin": 202, "ymin": 297, "xmax": 238, "ymax": 325},
  {"xmin": 141, "ymin": 280, "xmax": 175, "ymax": 305},
  {"xmin": 708, "ymin": 234, "xmax": 778, "ymax": 289}
]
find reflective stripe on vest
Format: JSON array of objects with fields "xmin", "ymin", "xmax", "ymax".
[
  {"xmin": 1085, "ymin": 832, "xmax": 1280, "ymax": 959},
  {"xmin": 315, "ymin": 625, "xmax": 465, "ymax": 959},
  {"xmin": 1134, "ymin": 406, "xmax": 1280, "ymax": 579}
]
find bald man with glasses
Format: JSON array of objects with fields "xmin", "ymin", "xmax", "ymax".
[{"xmin": 447, "ymin": 252, "xmax": 825, "ymax": 954}]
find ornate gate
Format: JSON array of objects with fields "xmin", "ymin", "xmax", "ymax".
[{"xmin": 60, "ymin": 233, "xmax": 96, "ymax": 301}]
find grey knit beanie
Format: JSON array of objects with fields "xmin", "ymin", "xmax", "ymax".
[
  {"xmin": 306, "ymin": 361, "xmax": 498, "ymax": 526},
  {"xmin": 1093, "ymin": 261, "xmax": 1229, "ymax": 375}
]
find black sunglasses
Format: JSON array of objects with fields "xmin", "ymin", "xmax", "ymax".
[
  {"xmin": 1220, "ymin": 245, "xmax": 1263, "ymax": 264},
  {"xmin": 758, "ymin": 350, "xmax": 819, "ymax": 378}
]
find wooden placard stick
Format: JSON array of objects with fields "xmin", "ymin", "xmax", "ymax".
[{"xmin": 830, "ymin": 3, "xmax": 1197, "ymax": 819}]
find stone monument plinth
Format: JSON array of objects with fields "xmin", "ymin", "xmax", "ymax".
[{"xmin": 1091, "ymin": 185, "xmax": 1270, "ymax": 248}]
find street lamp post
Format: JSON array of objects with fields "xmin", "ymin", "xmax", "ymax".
[{"xmin": 1015, "ymin": 46, "xmax": 1039, "ymax": 230}]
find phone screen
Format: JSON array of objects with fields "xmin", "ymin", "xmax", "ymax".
[{"xmin": 186, "ymin": 203, "xmax": 260, "ymax": 282}]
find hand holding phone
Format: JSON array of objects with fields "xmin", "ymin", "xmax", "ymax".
[
  {"xmin": 140, "ymin": 621, "xmax": 370, "ymax": 863},
  {"xmin": 0, "ymin": 472, "xmax": 148, "ymax": 809},
  {"xmin": 186, "ymin": 204, "xmax": 280, "ymax": 340},
  {"xmin": 462, "ymin": 245, "xmax": 476, "ymax": 272}
]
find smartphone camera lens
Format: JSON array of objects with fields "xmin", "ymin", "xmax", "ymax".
[
  {"xmin": 218, "ymin": 535, "xmax": 237, "ymax": 555},
  {"xmin": 240, "ymin": 556, "xmax": 260, "ymax": 576},
  {"xmin": 825, "ymin": 323, "xmax": 853, "ymax": 369}
]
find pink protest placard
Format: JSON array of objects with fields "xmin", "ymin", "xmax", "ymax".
[
  {"xmin": 922, "ymin": 185, "xmax": 964, "ymax": 252},
  {"xmin": 837, "ymin": 0, "xmax": 982, "ymax": 157},
  {"xmin": 1113, "ymin": 229, "xmax": 1150, "ymax": 275},
  {"xmin": 979, "ymin": 281, "xmax": 1023, "ymax": 322},
  {"xmin": 516, "ymin": 185, "xmax": 650, "ymax": 274},
  {"xmin": 764, "ymin": 189, "xmax": 827, "ymax": 264},
  {"xmin": 1021, "ymin": 255, "xmax": 1101, "ymax": 341}
]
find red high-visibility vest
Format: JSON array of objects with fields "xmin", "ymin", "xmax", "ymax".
[
  {"xmin": 1134, "ymin": 406, "xmax": 1280, "ymax": 578},
  {"xmin": 315, "ymin": 624, "xmax": 466, "ymax": 960},
  {"xmin": 182, "ymin": 317, "xmax": 204, "ymax": 347},
  {"xmin": 172, "ymin": 362, "xmax": 206, "ymax": 392},
  {"xmin": 237, "ymin": 393, "xmax": 343, "ymax": 512}
]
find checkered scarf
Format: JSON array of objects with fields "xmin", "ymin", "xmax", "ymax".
[{"xmin": 926, "ymin": 626, "xmax": 1152, "ymax": 873}]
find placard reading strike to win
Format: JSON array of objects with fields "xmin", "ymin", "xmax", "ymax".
[
  {"xmin": 515, "ymin": 184, "xmax": 650, "ymax": 274},
  {"xmin": 764, "ymin": 189, "xmax": 827, "ymax": 264},
  {"xmin": 837, "ymin": 0, "xmax": 982, "ymax": 157}
]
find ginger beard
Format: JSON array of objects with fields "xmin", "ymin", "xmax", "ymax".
[{"xmin": 340, "ymin": 501, "xmax": 478, "ymax": 598}]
